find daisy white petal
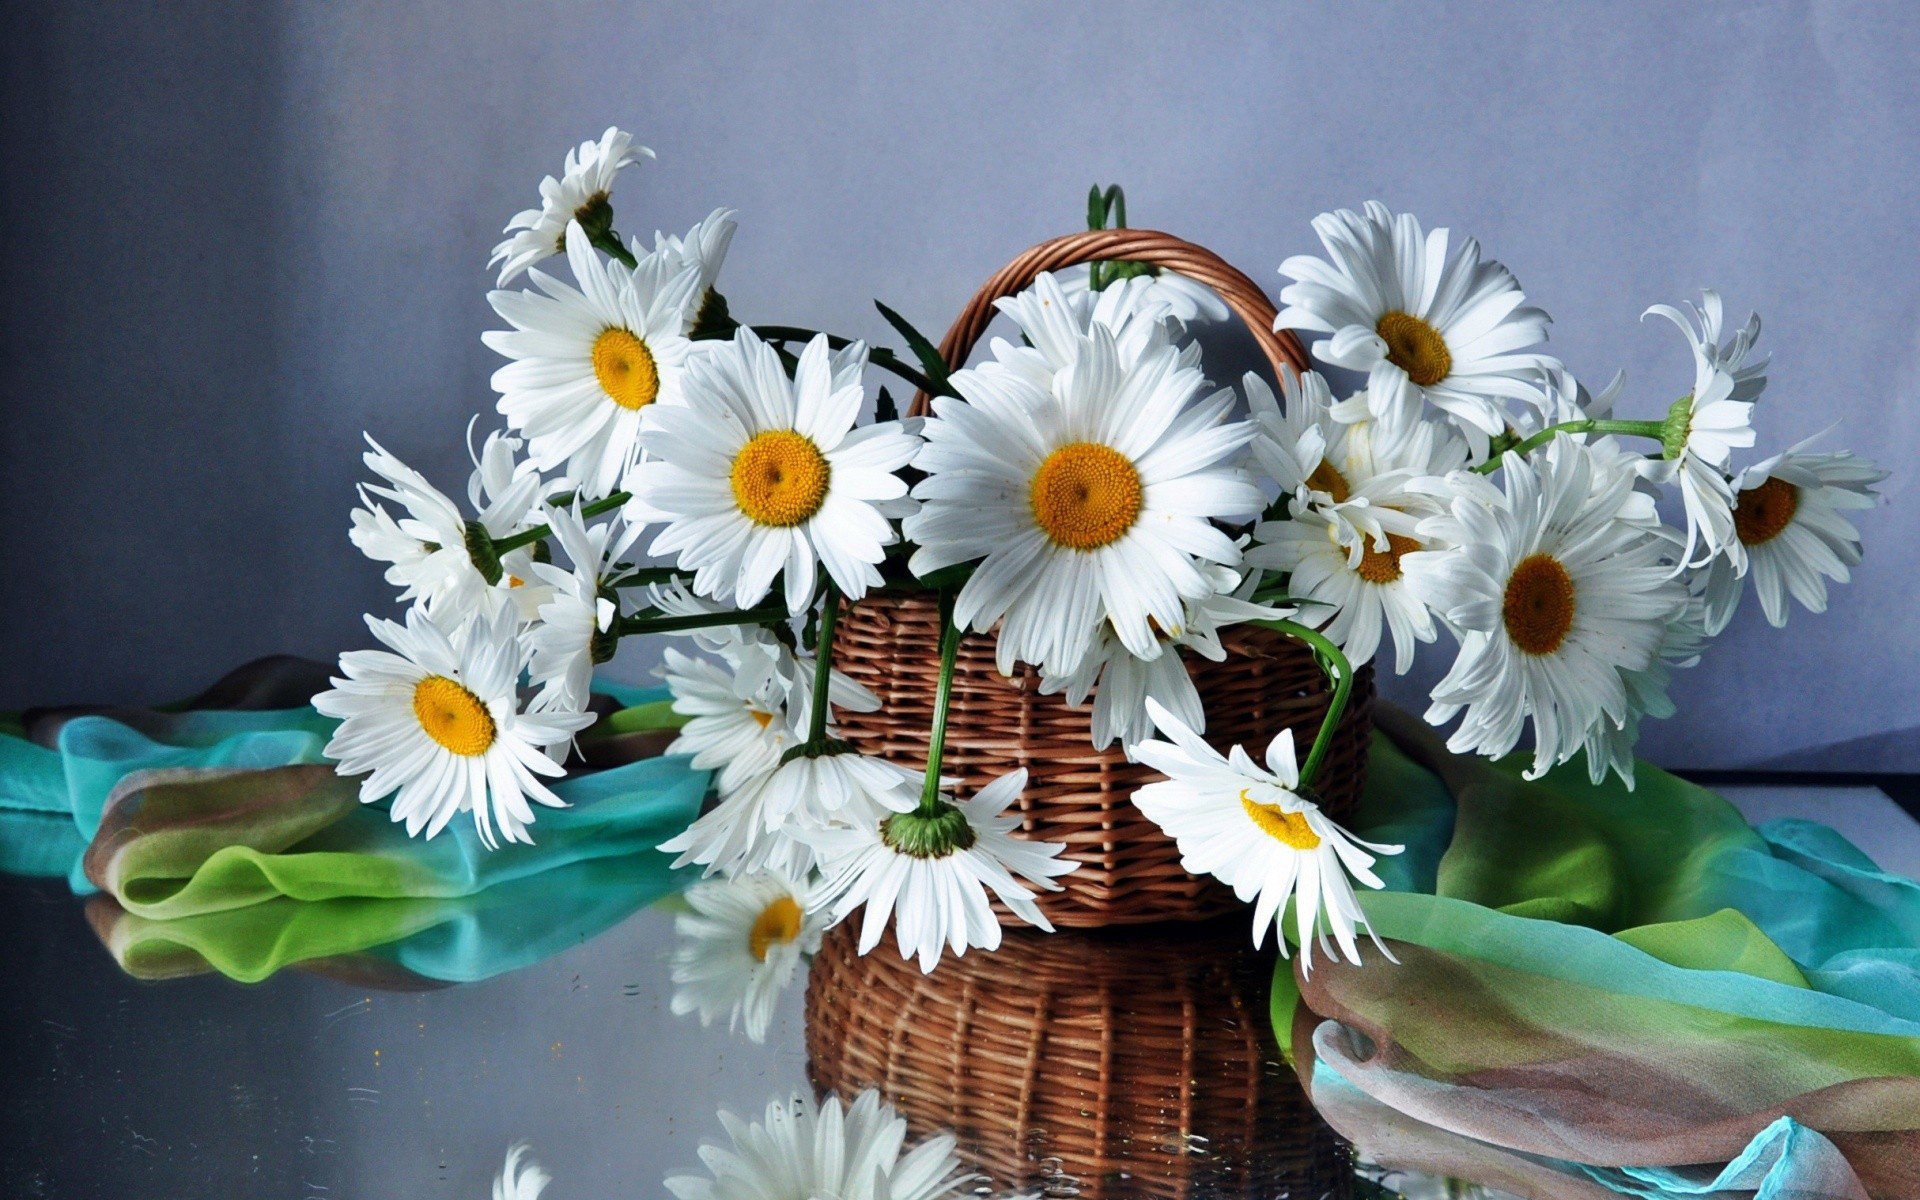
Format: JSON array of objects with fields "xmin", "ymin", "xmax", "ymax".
[
  {"xmin": 670, "ymin": 869, "xmax": 825, "ymax": 1043},
  {"xmin": 490, "ymin": 126, "xmax": 651, "ymax": 286},
  {"xmin": 492, "ymin": 1142, "xmax": 551, "ymax": 1200}
]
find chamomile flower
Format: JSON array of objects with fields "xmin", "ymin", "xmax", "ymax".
[
  {"xmin": 807, "ymin": 769, "xmax": 1078, "ymax": 973},
  {"xmin": 1039, "ymin": 563, "xmax": 1292, "ymax": 752},
  {"xmin": 659, "ymin": 769, "xmax": 818, "ymax": 881},
  {"xmin": 649, "ymin": 207, "xmax": 738, "ymax": 305},
  {"xmin": 489, "ymin": 126, "xmax": 651, "ymax": 286},
  {"xmin": 906, "ymin": 323, "xmax": 1262, "ymax": 675},
  {"xmin": 1701, "ymin": 442, "xmax": 1885, "ymax": 633},
  {"xmin": 485, "ymin": 221, "xmax": 701, "ymax": 497},
  {"xmin": 492, "ymin": 1143, "xmax": 551, "ymax": 1200},
  {"xmin": 635, "ymin": 330, "xmax": 920, "ymax": 613},
  {"xmin": 982, "ymin": 270, "xmax": 1200, "ymax": 392},
  {"xmin": 526, "ymin": 504, "xmax": 642, "ymax": 714},
  {"xmin": 1052, "ymin": 263, "xmax": 1230, "ymax": 329},
  {"xmin": 313, "ymin": 605, "xmax": 593, "ymax": 848},
  {"xmin": 665, "ymin": 1090, "xmax": 975, "ymax": 1200},
  {"xmin": 669, "ymin": 869, "xmax": 825, "ymax": 1043},
  {"xmin": 661, "ymin": 647, "xmax": 803, "ymax": 795},
  {"xmin": 1129, "ymin": 699, "xmax": 1401, "ymax": 970},
  {"xmin": 1402, "ymin": 439, "xmax": 1688, "ymax": 780},
  {"xmin": 1645, "ymin": 290, "xmax": 1768, "ymax": 404},
  {"xmin": 348, "ymin": 434, "xmax": 542, "ymax": 624},
  {"xmin": 1275, "ymin": 202, "xmax": 1556, "ymax": 439},
  {"xmin": 1247, "ymin": 505, "xmax": 1440, "ymax": 674}
]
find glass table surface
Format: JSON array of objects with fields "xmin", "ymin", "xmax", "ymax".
[{"xmin": 5, "ymin": 783, "xmax": 1916, "ymax": 1200}]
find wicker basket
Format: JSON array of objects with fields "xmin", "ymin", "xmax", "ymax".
[
  {"xmin": 806, "ymin": 920, "xmax": 1352, "ymax": 1200},
  {"xmin": 833, "ymin": 228, "xmax": 1375, "ymax": 927}
]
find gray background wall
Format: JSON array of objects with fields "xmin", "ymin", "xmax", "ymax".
[{"xmin": 3, "ymin": 0, "xmax": 1915, "ymax": 770}]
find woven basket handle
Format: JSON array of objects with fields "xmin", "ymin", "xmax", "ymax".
[{"xmin": 907, "ymin": 228, "xmax": 1309, "ymax": 416}]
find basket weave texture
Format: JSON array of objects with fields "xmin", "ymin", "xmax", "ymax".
[
  {"xmin": 834, "ymin": 593, "xmax": 1373, "ymax": 926},
  {"xmin": 834, "ymin": 228, "xmax": 1376, "ymax": 928},
  {"xmin": 806, "ymin": 920, "xmax": 1353, "ymax": 1200}
]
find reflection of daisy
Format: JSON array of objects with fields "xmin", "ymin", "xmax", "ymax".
[
  {"xmin": 1039, "ymin": 562, "xmax": 1290, "ymax": 751},
  {"xmin": 349, "ymin": 435, "xmax": 542, "ymax": 622},
  {"xmin": 485, "ymin": 222, "xmax": 701, "ymax": 497},
  {"xmin": 527, "ymin": 505, "xmax": 641, "ymax": 714},
  {"xmin": 1702, "ymin": 442, "xmax": 1885, "ymax": 632},
  {"xmin": 490, "ymin": 126, "xmax": 651, "ymax": 286},
  {"xmin": 661, "ymin": 648, "xmax": 801, "ymax": 795},
  {"xmin": 492, "ymin": 1142, "xmax": 551, "ymax": 1200},
  {"xmin": 1276, "ymin": 202, "xmax": 1555, "ymax": 438},
  {"xmin": 907, "ymin": 324, "xmax": 1261, "ymax": 675},
  {"xmin": 807, "ymin": 770, "xmax": 1077, "ymax": 973},
  {"xmin": 1130, "ymin": 699, "xmax": 1400, "ymax": 969},
  {"xmin": 1403, "ymin": 440, "xmax": 1687, "ymax": 779},
  {"xmin": 666, "ymin": 1090, "xmax": 974, "ymax": 1200},
  {"xmin": 670, "ymin": 869, "xmax": 824, "ymax": 1043},
  {"xmin": 314, "ymin": 605, "xmax": 593, "ymax": 847},
  {"xmin": 636, "ymin": 330, "xmax": 920, "ymax": 613}
]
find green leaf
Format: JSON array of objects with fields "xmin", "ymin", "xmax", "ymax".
[
  {"xmin": 601, "ymin": 699, "xmax": 687, "ymax": 734},
  {"xmin": 1086, "ymin": 183, "xmax": 1107, "ymax": 231},
  {"xmin": 874, "ymin": 300, "xmax": 950, "ymax": 394}
]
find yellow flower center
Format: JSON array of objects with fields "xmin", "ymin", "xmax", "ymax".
[
  {"xmin": 1029, "ymin": 442, "xmax": 1144, "ymax": 550},
  {"xmin": 1354, "ymin": 532, "xmax": 1420, "ymax": 585},
  {"xmin": 749, "ymin": 708, "xmax": 775, "ymax": 729},
  {"xmin": 591, "ymin": 327, "xmax": 661, "ymax": 411},
  {"xmin": 1240, "ymin": 791, "xmax": 1322, "ymax": 850},
  {"xmin": 1306, "ymin": 460, "xmax": 1352, "ymax": 503},
  {"xmin": 748, "ymin": 895, "xmax": 804, "ymax": 961},
  {"xmin": 411, "ymin": 675, "xmax": 496, "ymax": 757},
  {"xmin": 1375, "ymin": 310, "xmax": 1453, "ymax": 387},
  {"xmin": 1733, "ymin": 476, "xmax": 1800, "ymax": 546},
  {"xmin": 1503, "ymin": 553, "xmax": 1576, "ymax": 655},
  {"xmin": 730, "ymin": 430, "xmax": 832, "ymax": 527}
]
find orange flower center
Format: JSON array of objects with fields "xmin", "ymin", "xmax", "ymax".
[
  {"xmin": 1029, "ymin": 442, "xmax": 1144, "ymax": 550},
  {"xmin": 1375, "ymin": 310, "xmax": 1452, "ymax": 387},
  {"xmin": 1502, "ymin": 554, "xmax": 1576, "ymax": 655},
  {"xmin": 1733, "ymin": 476, "xmax": 1800, "ymax": 546}
]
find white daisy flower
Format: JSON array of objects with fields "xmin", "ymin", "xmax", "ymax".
[
  {"xmin": 635, "ymin": 329, "xmax": 921, "ymax": 614},
  {"xmin": 1701, "ymin": 441, "xmax": 1885, "ymax": 633},
  {"xmin": 906, "ymin": 323, "xmax": 1263, "ymax": 676},
  {"xmin": 1247, "ymin": 505, "xmax": 1440, "ymax": 675},
  {"xmin": 485, "ymin": 221, "xmax": 701, "ymax": 498},
  {"xmin": 669, "ymin": 869, "xmax": 825, "ymax": 1043},
  {"xmin": 665, "ymin": 1090, "xmax": 975, "ymax": 1200},
  {"xmin": 1401, "ymin": 439, "xmax": 1689, "ymax": 779},
  {"xmin": 648, "ymin": 206, "xmax": 738, "ymax": 302},
  {"xmin": 807, "ymin": 769, "xmax": 1078, "ymax": 973},
  {"xmin": 1275, "ymin": 201, "xmax": 1556, "ymax": 439},
  {"xmin": 348, "ymin": 434, "xmax": 543, "ymax": 624},
  {"xmin": 1129, "ymin": 698, "xmax": 1401, "ymax": 970},
  {"xmin": 313, "ymin": 605, "xmax": 593, "ymax": 848},
  {"xmin": 492, "ymin": 1142, "xmax": 551, "ymax": 1200},
  {"xmin": 489, "ymin": 126, "xmax": 652, "ymax": 286},
  {"xmin": 1580, "ymin": 580, "xmax": 1709, "ymax": 787},
  {"xmin": 1052, "ymin": 262, "xmax": 1230, "ymax": 328},
  {"xmin": 661, "ymin": 646, "xmax": 803, "ymax": 795},
  {"xmin": 982, "ymin": 270, "xmax": 1200, "ymax": 393},
  {"xmin": 1645, "ymin": 289, "xmax": 1768, "ymax": 405},
  {"xmin": 526, "ymin": 504, "xmax": 642, "ymax": 714},
  {"xmin": 658, "ymin": 768, "xmax": 818, "ymax": 881},
  {"xmin": 1038, "ymin": 562, "xmax": 1292, "ymax": 752}
]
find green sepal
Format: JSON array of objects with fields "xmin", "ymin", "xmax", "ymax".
[
  {"xmin": 880, "ymin": 802, "xmax": 976, "ymax": 858},
  {"xmin": 462, "ymin": 520, "xmax": 504, "ymax": 586}
]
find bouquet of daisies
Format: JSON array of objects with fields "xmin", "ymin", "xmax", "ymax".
[{"xmin": 315, "ymin": 130, "xmax": 1885, "ymax": 1002}]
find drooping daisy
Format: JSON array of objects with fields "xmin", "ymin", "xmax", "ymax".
[
  {"xmin": 665, "ymin": 1090, "xmax": 975, "ymax": 1200},
  {"xmin": 660, "ymin": 647, "xmax": 803, "ymax": 795},
  {"xmin": 348, "ymin": 434, "xmax": 543, "ymax": 623},
  {"xmin": 485, "ymin": 222, "xmax": 702, "ymax": 497},
  {"xmin": 1645, "ymin": 289, "xmax": 1768, "ymax": 405},
  {"xmin": 1401, "ymin": 439, "xmax": 1689, "ymax": 779},
  {"xmin": 669, "ymin": 869, "xmax": 825, "ymax": 1043},
  {"xmin": 659, "ymin": 769, "xmax": 819, "ymax": 881},
  {"xmin": 635, "ymin": 330, "xmax": 921, "ymax": 613},
  {"xmin": 806, "ymin": 770, "xmax": 1078, "ymax": 973},
  {"xmin": 490, "ymin": 126, "xmax": 652, "ymax": 286},
  {"xmin": 1701, "ymin": 441, "xmax": 1885, "ymax": 633},
  {"xmin": 492, "ymin": 1142, "xmax": 551, "ymax": 1200},
  {"xmin": 526, "ymin": 504, "xmax": 642, "ymax": 714},
  {"xmin": 906, "ymin": 323, "xmax": 1263, "ymax": 675},
  {"xmin": 1129, "ymin": 699, "xmax": 1401, "ymax": 969},
  {"xmin": 313, "ymin": 604, "xmax": 593, "ymax": 847},
  {"xmin": 1275, "ymin": 202, "xmax": 1556, "ymax": 439},
  {"xmin": 1039, "ymin": 562, "xmax": 1292, "ymax": 752}
]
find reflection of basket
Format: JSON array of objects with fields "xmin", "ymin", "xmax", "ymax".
[
  {"xmin": 834, "ymin": 597, "xmax": 1373, "ymax": 928},
  {"xmin": 831, "ymin": 228, "xmax": 1375, "ymax": 929},
  {"xmin": 805, "ymin": 921, "xmax": 1352, "ymax": 1200}
]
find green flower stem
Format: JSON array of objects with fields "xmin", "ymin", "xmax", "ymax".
[
  {"xmin": 491, "ymin": 491, "xmax": 632, "ymax": 553},
  {"xmin": 616, "ymin": 604, "xmax": 788, "ymax": 637},
  {"xmin": 916, "ymin": 595, "xmax": 965, "ymax": 813},
  {"xmin": 742, "ymin": 325, "xmax": 939, "ymax": 397},
  {"xmin": 1476, "ymin": 418, "xmax": 1669, "ymax": 473},
  {"xmin": 1261, "ymin": 618, "xmax": 1353, "ymax": 791},
  {"xmin": 582, "ymin": 225, "xmax": 637, "ymax": 270},
  {"xmin": 806, "ymin": 584, "xmax": 841, "ymax": 745}
]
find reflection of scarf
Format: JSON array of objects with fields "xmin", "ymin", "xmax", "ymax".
[
  {"xmin": 1, "ymin": 658, "xmax": 704, "ymax": 986},
  {"xmin": 1281, "ymin": 707, "xmax": 1920, "ymax": 1198}
]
